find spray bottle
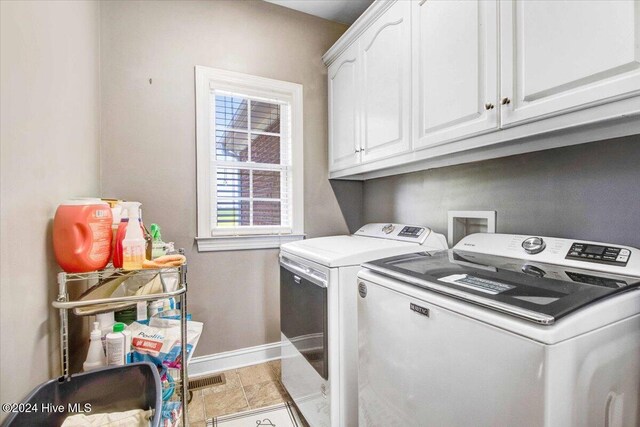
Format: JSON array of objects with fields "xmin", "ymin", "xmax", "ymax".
[
  {"xmin": 150, "ymin": 223, "xmax": 167, "ymax": 259},
  {"xmin": 121, "ymin": 201, "xmax": 146, "ymax": 270},
  {"xmin": 83, "ymin": 322, "xmax": 106, "ymax": 371}
]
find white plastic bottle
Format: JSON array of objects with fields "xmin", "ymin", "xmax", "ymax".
[
  {"xmin": 96, "ymin": 311, "xmax": 115, "ymax": 352},
  {"xmin": 121, "ymin": 202, "xmax": 146, "ymax": 270},
  {"xmin": 106, "ymin": 323, "xmax": 126, "ymax": 366},
  {"xmin": 83, "ymin": 322, "xmax": 106, "ymax": 371}
]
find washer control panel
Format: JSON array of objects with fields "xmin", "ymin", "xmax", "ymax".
[{"xmin": 566, "ymin": 242, "xmax": 630, "ymax": 266}]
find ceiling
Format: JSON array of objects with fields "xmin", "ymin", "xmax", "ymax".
[{"xmin": 264, "ymin": 0, "xmax": 374, "ymax": 25}]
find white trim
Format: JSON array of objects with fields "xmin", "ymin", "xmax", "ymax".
[
  {"xmin": 196, "ymin": 234, "xmax": 304, "ymax": 252},
  {"xmin": 322, "ymin": 0, "xmax": 397, "ymax": 66},
  {"xmin": 189, "ymin": 341, "xmax": 283, "ymax": 377},
  {"xmin": 195, "ymin": 66, "xmax": 304, "ymax": 246}
]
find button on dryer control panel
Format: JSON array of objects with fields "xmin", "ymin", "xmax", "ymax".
[{"xmin": 566, "ymin": 242, "xmax": 630, "ymax": 266}]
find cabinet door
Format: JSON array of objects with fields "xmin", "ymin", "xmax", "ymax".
[
  {"xmin": 328, "ymin": 44, "xmax": 361, "ymax": 172},
  {"xmin": 413, "ymin": 0, "xmax": 499, "ymax": 150},
  {"xmin": 500, "ymin": 0, "xmax": 640, "ymax": 127},
  {"xmin": 359, "ymin": 0, "xmax": 412, "ymax": 163}
]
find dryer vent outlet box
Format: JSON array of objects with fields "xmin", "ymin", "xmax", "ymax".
[{"xmin": 448, "ymin": 211, "xmax": 496, "ymax": 247}]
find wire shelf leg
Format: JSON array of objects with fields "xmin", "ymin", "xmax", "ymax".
[
  {"xmin": 180, "ymin": 264, "xmax": 188, "ymax": 426},
  {"xmin": 60, "ymin": 308, "xmax": 69, "ymax": 378}
]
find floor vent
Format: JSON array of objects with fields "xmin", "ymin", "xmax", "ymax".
[{"xmin": 189, "ymin": 373, "xmax": 226, "ymax": 391}]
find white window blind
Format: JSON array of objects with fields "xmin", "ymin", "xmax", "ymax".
[
  {"xmin": 211, "ymin": 92, "xmax": 292, "ymax": 235},
  {"xmin": 196, "ymin": 66, "xmax": 303, "ymax": 251}
]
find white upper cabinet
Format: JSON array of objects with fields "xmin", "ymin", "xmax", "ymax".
[
  {"xmin": 323, "ymin": 0, "xmax": 640, "ymax": 179},
  {"xmin": 328, "ymin": 43, "xmax": 360, "ymax": 171},
  {"xmin": 500, "ymin": 0, "xmax": 640, "ymax": 126},
  {"xmin": 413, "ymin": 0, "xmax": 499, "ymax": 149},
  {"xmin": 359, "ymin": 0, "xmax": 412, "ymax": 162}
]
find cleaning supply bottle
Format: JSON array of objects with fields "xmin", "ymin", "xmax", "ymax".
[
  {"xmin": 83, "ymin": 322, "xmax": 107, "ymax": 371},
  {"xmin": 106, "ymin": 323, "xmax": 126, "ymax": 366},
  {"xmin": 121, "ymin": 202, "xmax": 146, "ymax": 270},
  {"xmin": 53, "ymin": 199, "xmax": 113, "ymax": 272},
  {"xmin": 112, "ymin": 208, "xmax": 129, "ymax": 269},
  {"xmin": 150, "ymin": 223, "xmax": 167, "ymax": 259},
  {"xmin": 96, "ymin": 311, "xmax": 115, "ymax": 353},
  {"xmin": 108, "ymin": 201, "xmax": 123, "ymax": 258}
]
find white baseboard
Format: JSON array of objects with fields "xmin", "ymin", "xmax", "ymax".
[{"xmin": 189, "ymin": 341, "xmax": 283, "ymax": 378}]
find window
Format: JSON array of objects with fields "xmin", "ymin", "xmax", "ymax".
[{"xmin": 195, "ymin": 67, "xmax": 304, "ymax": 251}]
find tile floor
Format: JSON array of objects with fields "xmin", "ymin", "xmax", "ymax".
[{"xmin": 188, "ymin": 360, "xmax": 294, "ymax": 426}]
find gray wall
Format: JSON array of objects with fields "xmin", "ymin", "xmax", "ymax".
[
  {"xmin": 363, "ymin": 135, "xmax": 640, "ymax": 248},
  {"xmin": 99, "ymin": 0, "xmax": 355, "ymax": 356},
  {"xmin": 0, "ymin": 0, "xmax": 101, "ymax": 415}
]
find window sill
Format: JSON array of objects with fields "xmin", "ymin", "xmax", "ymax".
[{"xmin": 195, "ymin": 234, "xmax": 305, "ymax": 252}]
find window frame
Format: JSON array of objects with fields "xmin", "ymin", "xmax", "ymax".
[{"xmin": 195, "ymin": 66, "xmax": 304, "ymax": 251}]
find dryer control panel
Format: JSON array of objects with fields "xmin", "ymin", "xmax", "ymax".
[
  {"xmin": 355, "ymin": 223, "xmax": 433, "ymax": 244},
  {"xmin": 566, "ymin": 243, "xmax": 630, "ymax": 266},
  {"xmin": 398, "ymin": 226, "xmax": 425, "ymax": 238}
]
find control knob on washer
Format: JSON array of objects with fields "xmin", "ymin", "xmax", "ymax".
[{"xmin": 522, "ymin": 237, "xmax": 546, "ymax": 254}]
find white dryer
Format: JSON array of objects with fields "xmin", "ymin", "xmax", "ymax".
[
  {"xmin": 279, "ymin": 223, "xmax": 448, "ymax": 427},
  {"xmin": 358, "ymin": 233, "xmax": 640, "ymax": 427}
]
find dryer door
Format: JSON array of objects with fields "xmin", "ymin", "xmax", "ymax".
[{"xmin": 280, "ymin": 259, "xmax": 328, "ymax": 380}]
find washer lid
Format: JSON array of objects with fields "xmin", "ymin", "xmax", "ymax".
[
  {"xmin": 281, "ymin": 235, "xmax": 426, "ymax": 268},
  {"xmin": 363, "ymin": 250, "xmax": 640, "ymax": 325}
]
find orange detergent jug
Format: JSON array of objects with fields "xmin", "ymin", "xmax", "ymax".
[{"xmin": 53, "ymin": 199, "xmax": 113, "ymax": 273}]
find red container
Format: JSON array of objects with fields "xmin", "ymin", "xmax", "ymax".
[
  {"xmin": 53, "ymin": 200, "xmax": 113, "ymax": 273},
  {"xmin": 111, "ymin": 218, "xmax": 128, "ymax": 268}
]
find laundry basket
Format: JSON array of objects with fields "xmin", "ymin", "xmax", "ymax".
[{"xmin": 1, "ymin": 362, "xmax": 162, "ymax": 427}]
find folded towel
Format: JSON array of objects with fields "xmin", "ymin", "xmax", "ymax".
[{"xmin": 61, "ymin": 408, "xmax": 152, "ymax": 427}]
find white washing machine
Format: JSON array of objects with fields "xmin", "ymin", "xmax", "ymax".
[
  {"xmin": 358, "ymin": 233, "xmax": 640, "ymax": 427},
  {"xmin": 279, "ymin": 223, "xmax": 448, "ymax": 427}
]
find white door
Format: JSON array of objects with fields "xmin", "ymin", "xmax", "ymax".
[
  {"xmin": 500, "ymin": 0, "xmax": 640, "ymax": 127},
  {"xmin": 359, "ymin": 0, "xmax": 412, "ymax": 163},
  {"xmin": 328, "ymin": 44, "xmax": 360, "ymax": 172},
  {"xmin": 413, "ymin": 0, "xmax": 499, "ymax": 150}
]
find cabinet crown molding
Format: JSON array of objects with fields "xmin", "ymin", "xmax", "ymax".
[{"xmin": 322, "ymin": 0, "xmax": 397, "ymax": 66}]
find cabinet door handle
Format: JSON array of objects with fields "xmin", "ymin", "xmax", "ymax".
[
  {"xmin": 419, "ymin": 0, "xmax": 427, "ymax": 5},
  {"xmin": 484, "ymin": 102, "xmax": 495, "ymax": 110},
  {"xmin": 501, "ymin": 97, "xmax": 511, "ymax": 105}
]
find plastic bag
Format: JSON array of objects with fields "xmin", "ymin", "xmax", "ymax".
[{"xmin": 128, "ymin": 318, "xmax": 203, "ymax": 375}]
